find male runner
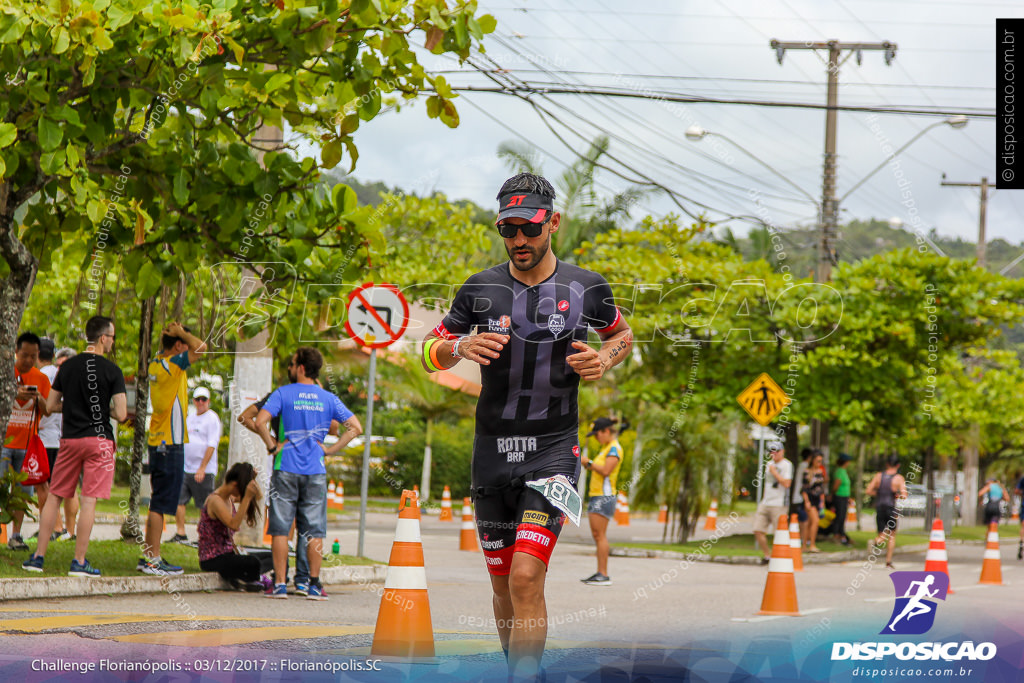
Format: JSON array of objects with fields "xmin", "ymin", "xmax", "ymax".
[{"xmin": 421, "ymin": 173, "xmax": 632, "ymax": 679}]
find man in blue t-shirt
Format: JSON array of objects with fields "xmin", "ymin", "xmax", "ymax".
[{"xmin": 255, "ymin": 347, "xmax": 362, "ymax": 600}]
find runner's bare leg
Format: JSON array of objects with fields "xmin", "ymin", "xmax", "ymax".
[{"xmin": 507, "ymin": 551, "xmax": 548, "ymax": 679}]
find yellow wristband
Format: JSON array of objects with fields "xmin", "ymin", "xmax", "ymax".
[{"xmin": 423, "ymin": 338, "xmax": 442, "ymax": 373}]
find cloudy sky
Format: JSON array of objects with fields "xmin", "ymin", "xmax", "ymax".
[{"xmin": 341, "ymin": 0, "xmax": 1020, "ymax": 251}]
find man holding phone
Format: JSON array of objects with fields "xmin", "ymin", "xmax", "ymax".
[
  {"xmin": 753, "ymin": 441, "xmax": 793, "ymax": 565},
  {"xmin": 2, "ymin": 332, "xmax": 50, "ymax": 551}
]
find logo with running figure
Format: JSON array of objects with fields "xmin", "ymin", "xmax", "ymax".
[{"xmin": 882, "ymin": 571, "xmax": 949, "ymax": 635}]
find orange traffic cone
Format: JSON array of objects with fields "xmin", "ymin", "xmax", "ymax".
[
  {"xmin": 0, "ymin": 522, "xmax": 7, "ymax": 544},
  {"xmin": 704, "ymin": 499, "xmax": 719, "ymax": 531},
  {"xmin": 1012, "ymin": 508, "xmax": 1019, "ymax": 523},
  {"xmin": 789, "ymin": 513, "xmax": 803, "ymax": 572},
  {"xmin": 924, "ymin": 519, "xmax": 954, "ymax": 593},
  {"xmin": 979, "ymin": 522, "xmax": 1003, "ymax": 585},
  {"xmin": 162, "ymin": 516, "xmax": 167, "ymax": 532},
  {"xmin": 338, "ymin": 480, "xmax": 345, "ymax": 512},
  {"xmin": 328, "ymin": 481, "xmax": 338, "ymax": 510},
  {"xmin": 459, "ymin": 497, "xmax": 478, "ymax": 552},
  {"xmin": 847, "ymin": 500, "xmax": 858, "ymax": 524},
  {"xmin": 371, "ymin": 489, "xmax": 435, "ymax": 658},
  {"xmin": 262, "ymin": 507, "xmax": 272, "ymax": 545},
  {"xmin": 758, "ymin": 514, "xmax": 800, "ymax": 615},
  {"xmin": 615, "ymin": 491, "xmax": 630, "ymax": 526},
  {"xmin": 438, "ymin": 486, "xmax": 453, "ymax": 522},
  {"xmin": 658, "ymin": 504, "xmax": 668, "ymax": 524}
]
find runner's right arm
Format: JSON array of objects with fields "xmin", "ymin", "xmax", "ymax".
[{"xmin": 421, "ymin": 330, "xmax": 508, "ymax": 372}]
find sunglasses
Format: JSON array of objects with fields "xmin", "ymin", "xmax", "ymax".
[
  {"xmin": 194, "ymin": 397, "xmax": 209, "ymax": 402},
  {"xmin": 496, "ymin": 219, "xmax": 547, "ymax": 239}
]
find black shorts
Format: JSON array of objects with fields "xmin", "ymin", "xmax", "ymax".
[
  {"xmin": 789, "ymin": 501, "xmax": 807, "ymax": 523},
  {"xmin": 148, "ymin": 444, "xmax": 185, "ymax": 515},
  {"xmin": 876, "ymin": 504, "xmax": 898, "ymax": 533},
  {"xmin": 983, "ymin": 501, "xmax": 1002, "ymax": 525},
  {"xmin": 471, "ymin": 431, "xmax": 581, "ymax": 576},
  {"xmin": 45, "ymin": 448, "xmax": 59, "ymax": 482}
]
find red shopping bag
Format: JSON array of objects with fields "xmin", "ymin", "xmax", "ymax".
[
  {"xmin": 20, "ymin": 404, "xmax": 49, "ymax": 486},
  {"xmin": 21, "ymin": 435, "xmax": 49, "ymax": 486}
]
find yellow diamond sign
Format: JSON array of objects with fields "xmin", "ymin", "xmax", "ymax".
[{"xmin": 737, "ymin": 373, "xmax": 791, "ymax": 426}]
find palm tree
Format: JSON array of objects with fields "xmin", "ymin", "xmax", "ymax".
[
  {"xmin": 379, "ymin": 351, "xmax": 476, "ymax": 500},
  {"xmin": 496, "ymin": 137, "xmax": 649, "ymax": 262}
]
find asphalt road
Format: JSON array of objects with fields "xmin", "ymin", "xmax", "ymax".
[{"xmin": 0, "ymin": 513, "xmax": 1019, "ymax": 681}]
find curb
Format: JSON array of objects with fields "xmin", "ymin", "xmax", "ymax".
[
  {"xmin": 0, "ymin": 563, "xmax": 387, "ymax": 602},
  {"xmin": 610, "ymin": 542, "xmax": 938, "ymax": 565}
]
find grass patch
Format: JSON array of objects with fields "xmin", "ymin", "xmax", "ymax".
[
  {"xmin": 0, "ymin": 538, "xmax": 201, "ymax": 578},
  {"xmin": 0, "ymin": 539, "xmax": 382, "ymax": 578},
  {"xmin": 619, "ymin": 529, "xmax": 877, "ymax": 557},
  {"xmin": 901, "ymin": 525, "xmax": 1020, "ymax": 541}
]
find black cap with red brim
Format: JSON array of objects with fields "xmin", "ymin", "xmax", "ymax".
[{"xmin": 496, "ymin": 191, "xmax": 554, "ymax": 224}]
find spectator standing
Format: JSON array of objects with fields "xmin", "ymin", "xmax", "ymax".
[
  {"xmin": 239, "ymin": 392, "xmax": 310, "ymax": 593},
  {"xmin": 866, "ymin": 454, "xmax": 908, "ymax": 569},
  {"xmin": 255, "ymin": 347, "xmax": 362, "ymax": 600},
  {"xmin": 36, "ymin": 339, "xmax": 79, "ymax": 541},
  {"xmin": 802, "ymin": 451, "xmax": 826, "ymax": 553},
  {"xmin": 22, "ymin": 316, "xmax": 126, "ymax": 577},
  {"xmin": 830, "ymin": 453, "xmax": 853, "ymax": 545},
  {"xmin": 141, "ymin": 322, "xmax": 205, "ymax": 575},
  {"xmin": 790, "ymin": 448, "xmax": 812, "ymax": 549},
  {"xmin": 978, "ymin": 478, "xmax": 1009, "ymax": 526},
  {"xmin": 753, "ymin": 441, "xmax": 793, "ymax": 564},
  {"xmin": 2, "ymin": 332, "xmax": 51, "ymax": 550},
  {"xmin": 580, "ymin": 417, "xmax": 621, "ymax": 586},
  {"xmin": 1015, "ymin": 474, "xmax": 1024, "ymax": 560},
  {"xmin": 198, "ymin": 462, "xmax": 272, "ymax": 589},
  {"xmin": 170, "ymin": 386, "xmax": 222, "ymax": 544}
]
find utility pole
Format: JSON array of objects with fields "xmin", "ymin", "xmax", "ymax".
[
  {"xmin": 940, "ymin": 175, "xmax": 989, "ymax": 267},
  {"xmin": 770, "ymin": 40, "xmax": 897, "ymax": 284},
  {"xmin": 939, "ymin": 175, "xmax": 990, "ymax": 524},
  {"xmin": 227, "ymin": 118, "xmax": 283, "ymax": 546},
  {"xmin": 771, "ymin": 39, "xmax": 896, "ymax": 458}
]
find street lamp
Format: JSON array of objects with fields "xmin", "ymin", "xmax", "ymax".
[
  {"xmin": 684, "ymin": 125, "xmax": 819, "ymax": 206},
  {"xmin": 839, "ymin": 116, "xmax": 969, "ymax": 203}
]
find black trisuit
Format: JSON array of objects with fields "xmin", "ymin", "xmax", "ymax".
[{"xmin": 434, "ymin": 260, "xmax": 622, "ymax": 573}]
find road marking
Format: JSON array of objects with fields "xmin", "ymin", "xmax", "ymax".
[
  {"xmin": 326, "ymin": 638, "xmax": 667, "ymax": 657},
  {"xmin": 112, "ymin": 625, "xmax": 372, "ymax": 647},
  {"xmin": 0, "ymin": 614, "xmax": 207, "ymax": 633},
  {"xmin": 731, "ymin": 607, "xmax": 831, "ymax": 623}
]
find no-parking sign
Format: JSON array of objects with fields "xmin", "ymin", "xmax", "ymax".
[{"xmin": 344, "ymin": 283, "xmax": 409, "ymax": 348}]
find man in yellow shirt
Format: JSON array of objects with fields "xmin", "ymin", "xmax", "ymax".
[
  {"xmin": 140, "ymin": 322, "xmax": 205, "ymax": 575},
  {"xmin": 580, "ymin": 417, "xmax": 621, "ymax": 586}
]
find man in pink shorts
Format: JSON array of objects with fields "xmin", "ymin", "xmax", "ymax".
[{"xmin": 23, "ymin": 316, "xmax": 127, "ymax": 577}]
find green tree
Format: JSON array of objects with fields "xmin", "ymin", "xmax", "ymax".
[
  {"xmin": 379, "ymin": 349, "xmax": 475, "ymax": 500},
  {"xmin": 1, "ymin": 0, "xmax": 494, "ymax": 532}
]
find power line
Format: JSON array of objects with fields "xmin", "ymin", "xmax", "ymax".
[
  {"xmin": 430, "ymin": 68, "xmax": 995, "ymax": 92},
  {"xmin": 442, "ymin": 84, "xmax": 994, "ymax": 118}
]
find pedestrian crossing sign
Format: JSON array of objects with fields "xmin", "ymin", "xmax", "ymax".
[{"xmin": 737, "ymin": 373, "xmax": 790, "ymax": 426}]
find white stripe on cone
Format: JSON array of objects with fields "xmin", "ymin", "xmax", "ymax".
[
  {"xmin": 394, "ymin": 518, "xmax": 422, "ymax": 543},
  {"xmin": 925, "ymin": 549, "xmax": 948, "ymax": 561},
  {"xmin": 768, "ymin": 558, "xmax": 795, "ymax": 573},
  {"xmin": 461, "ymin": 521, "xmax": 475, "ymax": 530},
  {"xmin": 983, "ymin": 549, "xmax": 1001, "ymax": 560},
  {"xmin": 772, "ymin": 524, "xmax": 790, "ymax": 547},
  {"xmin": 788, "ymin": 523, "xmax": 801, "ymax": 549},
  {"xmin": 930, "ymin": 530, "xmax": 945, "ymax": 542},
  {"xmin": 384, "ymin": 565, "xmax": 429, "ymax": 590},
  {"xmin": 987, "ymin": 532, "xmax": 999, "ymax": 543}
]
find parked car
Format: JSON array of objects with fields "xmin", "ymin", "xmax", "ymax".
[{"xmin": 900, "ymin": 484, "xmax": 929, "ymax": 516}]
